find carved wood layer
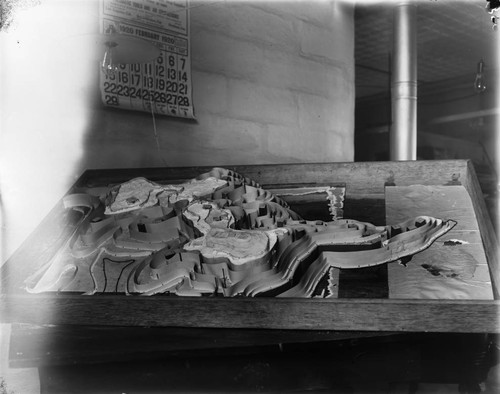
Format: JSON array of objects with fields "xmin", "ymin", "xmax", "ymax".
[{"xmin": 24, "ymin": 167, "xmax": 455, "ymax": 298}]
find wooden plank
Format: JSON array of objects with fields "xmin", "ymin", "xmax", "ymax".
[
  {"xmin": 33, "ymin": 339, "xmax": 423, "ymax": 393},
  {"xmin": 9, "ymin": 324, "xmax": 399, "ymax": 368},
  {"xmin": 1, "ymin": 294, "xmax": 499, "ymax": 333},
  {"xmin": 462, "ymin": 161, "xmax": 499, "ymax": 299},
  {"xmin": 74, "ymin": 160, "xmax": 469, "ymax": 195},
  {"xmin": 386, "ymin": 185, "xmax": 494, "ymax": 300}
]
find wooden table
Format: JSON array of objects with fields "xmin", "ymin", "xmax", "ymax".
[{"xmin": 1, "ymin": 160, "xmax": 498, "ymax": 392}]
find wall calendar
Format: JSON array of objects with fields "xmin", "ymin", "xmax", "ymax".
[{"xmin": 99, "ymin": 0, "xmax": 194, "ymax": 119}]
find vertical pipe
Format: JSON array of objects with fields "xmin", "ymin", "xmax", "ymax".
[
  {"xmin": 495, "ymin": 25, "xmax": 500, "ymax": 237},
  {"xmin": 391, "ymin": 1, "xmax": 417, "ymax": 161}
]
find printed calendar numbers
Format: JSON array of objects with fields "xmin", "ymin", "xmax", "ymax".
[{"xmin": 99, "ymin": 0, "xmax": 194, "ymax": 118}]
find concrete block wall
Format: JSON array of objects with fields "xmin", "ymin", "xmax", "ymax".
[
  {"xmin": 1, "ymin": 0, "xmax": 354, "ymax": 260},
  {"xmin": 84, "ymin": 0, "xmax": 355, "ymax": 169}
]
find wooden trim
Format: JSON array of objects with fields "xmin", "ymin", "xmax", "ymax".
[
  {"xmin": 462, "ymin": 160, "xmax": 499, "ymax": 299},
  {"xmin": 76, "ymin": 160, "xmax": 469, "ymax": 192},
  {"xmin": 1, "ymin": 294, "xmax": 499, "ymax": 333}
]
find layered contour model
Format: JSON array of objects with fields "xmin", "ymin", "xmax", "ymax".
[{"xmin": 25, "ymin": 167, "xmax": 455, "ymax": 297}]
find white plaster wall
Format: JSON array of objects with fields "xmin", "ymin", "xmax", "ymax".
[{"xmin": 1, "ymin": 0, "xmax": 354, "ymax": 261}]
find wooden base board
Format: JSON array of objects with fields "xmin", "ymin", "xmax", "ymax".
[{"xmin": 386, "ymin": 185, "xmax": 493, "ymax": 300}]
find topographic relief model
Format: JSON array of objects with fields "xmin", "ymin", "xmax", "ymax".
[{"xmin": 25, "ymin": 168, "xmax": 455, "ymax": 297}]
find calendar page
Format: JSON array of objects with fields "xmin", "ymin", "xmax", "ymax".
[{"xmin": 99, "ymin": 0, "xmax": 194, "ymax": 118}]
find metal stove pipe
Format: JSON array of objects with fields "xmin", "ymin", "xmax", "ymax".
[{"xmin": 391, "ymin": 1, "xmax": 417, "ymax": 160}]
